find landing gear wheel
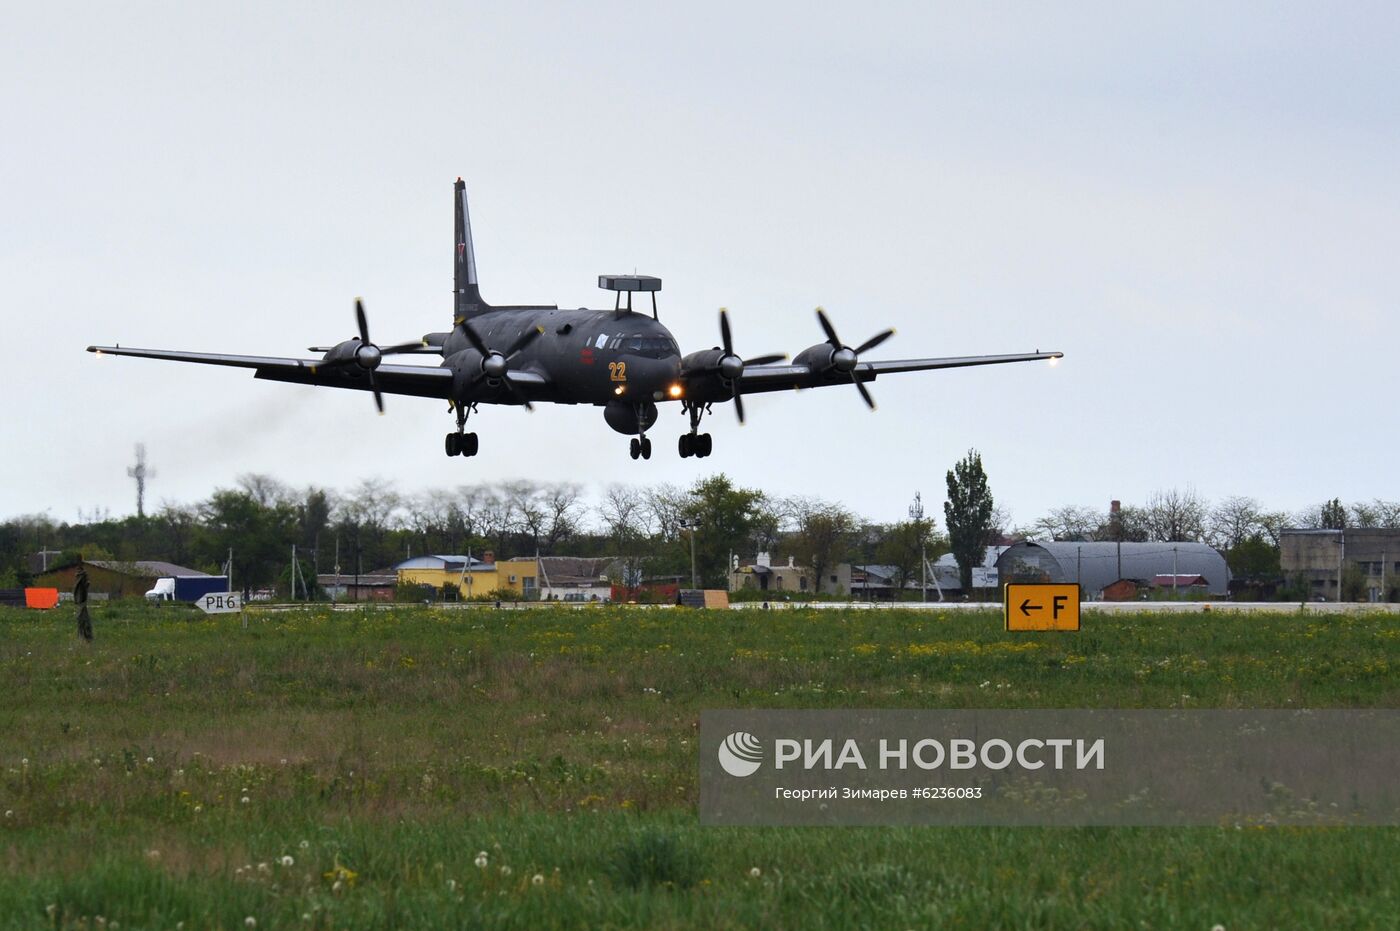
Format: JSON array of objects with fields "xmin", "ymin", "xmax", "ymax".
[
  {"xmin": 463, "ymin": 432, "xmax": 479, "ymax": 457},
  {"xmin": 679, "ymin": 434, "xmax": 693, "ymax": 458},
  {"xmin": 445, "ymin": 433, "xmax": 460, "ymax": 457},
  {"xmin": 640, "ymin": 436, "xmax": 652, "ymax": 460},
  {"xmin": 629, "ymin": 438, "xmax": 641, "ymax": 460},
  {"xmin": 697, "ymin": 433, "xmax": 713, "ymax": 457}
]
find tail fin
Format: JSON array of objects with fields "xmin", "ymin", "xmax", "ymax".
[{"xmin": 454, "ymin": 178, "xmax": 486, "ymax": 321}]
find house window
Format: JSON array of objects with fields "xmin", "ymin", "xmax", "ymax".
[{"xmin": 800, "ymin": 576, "xmax": 808, "ymax": 591}]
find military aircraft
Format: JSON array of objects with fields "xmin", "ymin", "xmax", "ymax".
[{"xmin": 89, "ymin": 179, "xmax": 1062, "ymax": 460}]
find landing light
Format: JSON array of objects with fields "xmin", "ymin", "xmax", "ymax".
[
  {"xmin": 614, "ymin": 386, "xmax": 625, "ymax": 395},
  {"xmin": 1048, "ymin": 357, "xmax": 1059, "ymax": 367},
  {"xmin": 668, "ymin": 383, "xmax": 683, "ymax": 398}
]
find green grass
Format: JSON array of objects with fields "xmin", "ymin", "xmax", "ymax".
[{"xmin": 2, "ymin": 603, "xmax": 1399, "ymax": 929}]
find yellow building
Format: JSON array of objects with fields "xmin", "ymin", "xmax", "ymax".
[{"xmin": 395, "ymin": 554, "xmax": 538, "ymax": 600}]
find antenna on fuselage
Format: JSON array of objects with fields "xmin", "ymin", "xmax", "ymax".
[{"xmin": 599, "ymin": 275, "xmax": 662, "ymax": 320}]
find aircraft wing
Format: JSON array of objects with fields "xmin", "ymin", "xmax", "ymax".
[
  {"xmin": 735, "ymin": 351, "xmax": 1063, "ymax": 394},
  {"xmin": 86, "ymin": 346, "xmax": 455, "ymax": 400}
]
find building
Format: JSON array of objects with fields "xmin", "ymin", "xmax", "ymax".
[
  {"xmin": 929, "ymin": 547, "xmax": 1009, "ymax": 599},
  {"xmin": 537, "ymin": 556, "xmax": 614, "ymax": 602},
  {"xmin": 1280, "ymin": 528, "xmax": 1400, "ymax": 602},
  {"xmin": 730, "ymin": 553, "xmax": 812, "ymax": 595},
  {"xmin": 396, "ymin": 553, "xmax": 540, "ymax": 601},
  {"xmin": 316, "ymin": 572, "xmax": 398, "ymax": 602},
  {"xmin": 33, "ymin": 559, "xmax": 212, "ymax": 600},
  {"xmin": 996, "ymin": 542, "xmax": 1229, "ymax": 599}
]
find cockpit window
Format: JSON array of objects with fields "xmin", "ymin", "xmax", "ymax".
[{"xmin": 606, "ymin": 336, "xmax": 679, "ymax": 358}]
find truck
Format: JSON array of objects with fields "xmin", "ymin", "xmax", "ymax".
[{"xmin": 145, "ymin": 575, "xmax": 231, "ymax": 603}]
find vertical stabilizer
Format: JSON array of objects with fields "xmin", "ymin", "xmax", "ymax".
[{"xmin": 454, "ymin": 178, "xmax": 485, "ymax": 320}]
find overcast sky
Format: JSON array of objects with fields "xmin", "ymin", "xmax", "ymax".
[{"xmin": 3, "ymin": 2, "xmax": 1398, "ymax": 528}]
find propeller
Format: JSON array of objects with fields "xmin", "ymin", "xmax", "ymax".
[
  {"xmin": 814, "ymin": 306, "xmax": 894, "ymax": 410},
  {"xmin": 458, "ymin": 317, "xmax": 544, "ymax": 410},
  {"xmin": 317, "ymin": 299, "xmax": 427, "ymax": 413},
  {"xmin": 714, "ymin": 308, "xmax": 785, "ymax": 424}
]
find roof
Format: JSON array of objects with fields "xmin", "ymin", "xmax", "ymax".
[
  {"xmin": 537, "ymin": 557, "xmax": 616, "ymax": 586},
  {"xmin": 84, "ymin": 559, "xmax": 210, "ymax": 578},
  {"xmin": 1152, "ymin": 574, "xmax": 1209, "ymax": 587},
  {"xmin": 996, "ymin": 542, "xmax": 1229, "ymax": 597},
  {"xmin": 395, "ymin": 554, "xmax": 493, "ymax": 572}
]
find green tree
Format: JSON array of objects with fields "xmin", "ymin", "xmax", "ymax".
[
  {"xmin": 199, "ymin": 489, "xmax": 298, "ymax": 594},
  {"xmin": 876, "ymin": 491, "xmax": 939, "ymax": 595},
  {"xmin": 683, "ymin": 475, "xmax": 766, "ymax": 587},
  {"xmin": 787, "ymin": 496, "xmax": 859, "ymax": 597},
  {"xmin": 944, "ymin": 449, "xmax": 995, "ymax": 592},
  {"xmin": 1320, "ymin": 498, "xmax": 1347, "ymax": 530},
  {"xmin": 1226, "ymin": 535, "xmax": 1280, "ymax": 583}
]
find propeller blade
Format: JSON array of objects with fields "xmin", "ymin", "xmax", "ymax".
[
  {"xmin": 853, "ymin": 375, "xmax": 876, "ymax": 410},
  {"xmin": 369, "ymin": 370, "xmax": 385, "ymax": 414},
  {"xmin": 743, "ymin": 353, "xmax": 786, "ymax": 366},
  {"xmin": 355, "ymin": 298, "xmax": 371, "ymax": 346},
  {"xmin": 459, "ymin": 319, "xmax": 491, "ymax": 358},
  {"xmin": 719, "ymin": 308, "xmax": 734, "ymax": 356},
  {"xmin": 504, "ymin": 325, "xmax": 544, "ymax": 360},
  {"xmin": 733, "ymin": 386, "xmax": 745, "ymax": 424},
  {"xmin": 855, "ymin": 329, "xmax": 895, "ymax": 356},
  {"xmin": 816, "ymin": 307, "xmax": 841, "ymax": 349},
  {"xmin": 502, "ymin": 374, "xmax": 534, "ymax": 411}
]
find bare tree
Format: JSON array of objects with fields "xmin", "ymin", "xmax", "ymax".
[
  {"xmin": 1207, "ymin": 495, "xmax": 1264, "ymax": 551},
  {"xmin": 1142, "ymin": 487, "xmax": 1208, "ymax": 542},
  {"xmin": 237, "ymin": 473, "xmax": 293, "ymax": 508},
  {"xmin": 643, "ymin": 483, "xmax": 689, "ymax": 544},
  {"xmin": 1029, "ymin": 505, "xmax": 1106, "ymax": 542},
  {"xmin": 1349, "ymin": 499, "xmax": 1400, "ymax": 528}
]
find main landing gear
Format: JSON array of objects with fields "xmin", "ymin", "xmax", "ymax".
[
  {"xmin": 445, "ymin": 402, "xmax": 480, "ymax": 457},
  {"xmin": 678, "ymin": 401, "xmax": 714, "ymax": 458}
]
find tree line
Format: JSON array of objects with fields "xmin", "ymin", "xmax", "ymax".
[{"xmin": 2, "ymin": 452, "xmax": 1394, "ymax": 598}]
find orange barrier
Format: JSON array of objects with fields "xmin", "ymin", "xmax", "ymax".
[{"xmin": 24, "ymin": 588, "xmax": 59, "ymax": 609}]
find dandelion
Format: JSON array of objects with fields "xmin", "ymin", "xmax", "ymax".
[
  {"xmin": 281, "ymin": 855, "xmax": 294, "ymax": 867},
  {"xmin": 474, "ymin": 852, "xmax": 489, "ymax": 868},
  {"xmin": 447, "ymin": 879, "xmax": 457, "ymax": 891},
  {"xmin": 531, "ymin": 873, "xmax": 544, "ymax": 886},
  {"xmin": 500, "ymin": 865, "xmax": 512, "ymax": 877},
  {"xmin": 45, "ymin": 905, "xmax": 56, "ymax": 917},
  {"xmin": 240, "ymin": 796, "xmax": 251, "ymax": 805},
  {"xmin": 301, "ymin": 915, "xmax": 311, "ymax": 922},
  {"xmin": 20, "ymin": 758, "xmax": 28, "ymax": 766},
  {"xmin": 245, "ymin": 919, "xmax": 257, "ymax": 928},
  {"xmin": 3, "ymin": 810, "xmax": 11, "ymax": 819},
  {"xmin": 146, "ymin": 756, "xmax": 154, "ymax": 764},
  {"xmin": 332, "ymin": 880, "xmax": 343, "ymax": 893},
  {"xmin": 193, "ymin": 805, "xmax": 203, "ymax": 813},
  {"xmin": 299, "ymin": 840, "xmax": 310, "ymax": 849},
  {"xmin": 257, "ymin": 862, "xmax": 270, "ymax": 873},
  {"xmin": 749, "ymin": 867, "xmax": 761, "ymax": 878},
  {"xmin": 1212, "ymin": 926, "xmax": 1225, "ymax": 931}
]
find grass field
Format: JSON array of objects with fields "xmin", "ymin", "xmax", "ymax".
[{"xmin": 2, "ymin": 603, "xmax": 1399, "ymax": 929}]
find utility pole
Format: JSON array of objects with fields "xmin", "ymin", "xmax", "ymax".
[
  {"xmin": 1173, "ymin": 546, "xmax": 1178, "ymax": 596},
  {"xmin": 679, "ymin": 520, "xmax": 698, "ymax": 588},
  {"xmin": 921, "ymin": 542, "xmax": 927, "ymax": 601},
  {"xmin": 1337, "ymin": 531, "xmax": 1345, "ymax": 603}
]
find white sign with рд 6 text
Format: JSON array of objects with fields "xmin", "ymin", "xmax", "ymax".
[{"xmin": 197, "ymin": 592, "xmax": 241, "ymax": 614}]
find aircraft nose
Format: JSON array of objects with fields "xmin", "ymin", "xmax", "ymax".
[{"xmin": 620, "ymin": 356, "xmax": 682, "ymax": 399}]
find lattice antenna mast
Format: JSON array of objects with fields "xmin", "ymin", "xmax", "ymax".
[{"xmin": 127, "ymin": 443, "xmax": 156, "ymax": 517}]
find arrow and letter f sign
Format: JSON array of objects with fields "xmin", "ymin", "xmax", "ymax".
[{"xmin": 1004, "ymin": 583, "xmax": 1081, "ymax": 631}]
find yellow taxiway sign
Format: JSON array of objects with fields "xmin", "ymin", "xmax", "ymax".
[{"xmin": 1004, "ymin": 583, "xmax": 1081, "ymax": 631}]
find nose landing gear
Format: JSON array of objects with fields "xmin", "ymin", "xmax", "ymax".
[{"xmin": 629, "ymin": 436, "xmax": 652, "ymax": 460}]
